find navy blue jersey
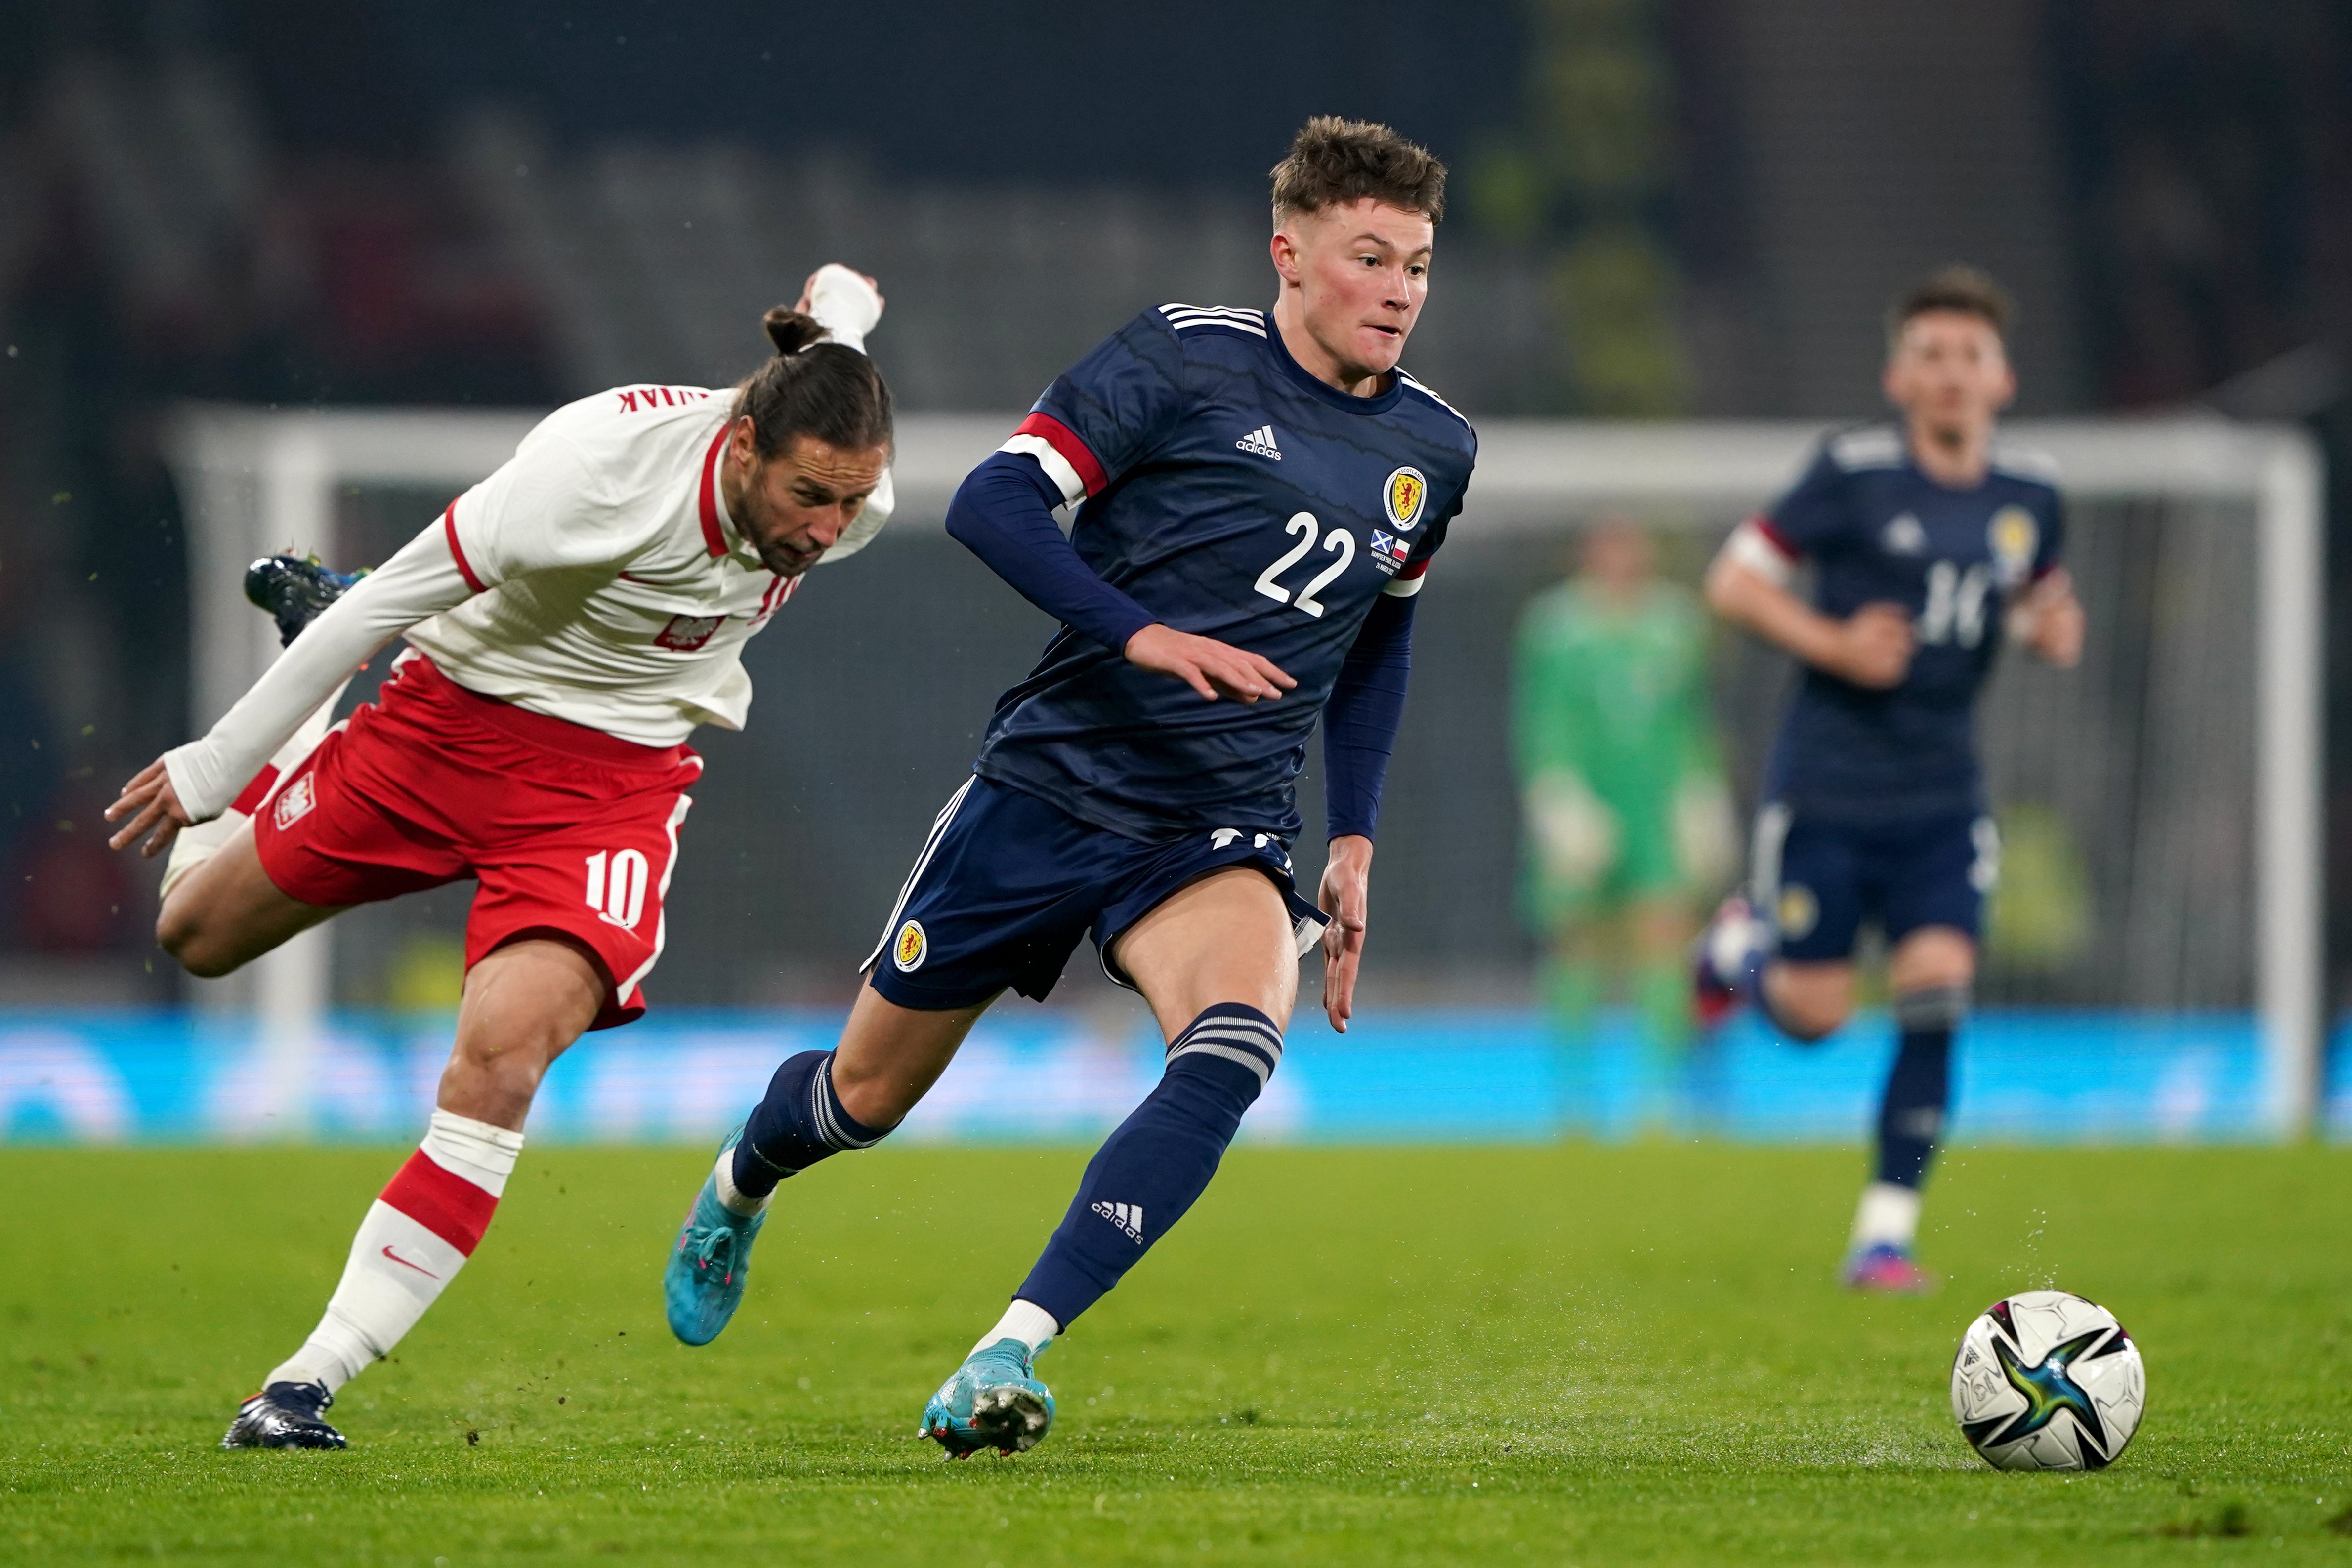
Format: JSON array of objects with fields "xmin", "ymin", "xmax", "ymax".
[
  {"xmin": 973, "ymin": 304, "xmax": 1478, "ymax": 840},
  {"xmin": 1756, "ymin": 424, "xmax": 2065, "ymax": 822}
]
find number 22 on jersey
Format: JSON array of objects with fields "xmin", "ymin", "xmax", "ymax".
[{"xmin": 1253, "ymin": 511, "xmax": 1355, "ymax": 619}]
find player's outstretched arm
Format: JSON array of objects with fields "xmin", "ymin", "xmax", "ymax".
[
  {"xmin": 946, "ymin": 452, "xmax": 1295, "ymax": 702},
  {"xmin": 1704, "ymin": 540, "xmax": 1913, "ymax": 689},
  {"xmin": 104, "ymin": 523, "xmax": 476, "ymax": 855}
]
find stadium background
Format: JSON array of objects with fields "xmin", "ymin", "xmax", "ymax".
[{"xmin": 0, "ymin": 0, "xmax": 2347, "ymax": 1142}]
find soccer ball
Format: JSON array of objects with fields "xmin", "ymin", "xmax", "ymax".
[{"xmin": 1950, "ymin": 1289, "xmax": 2145, "ymax": 1470}]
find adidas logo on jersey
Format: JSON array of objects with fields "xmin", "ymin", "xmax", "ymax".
[
  {"xmin": 1235, "ymin": 425, "xmax": 1283, "ymax": 461},
  {"xmin": 1881, "ymin": 513, "xmax": 1927, "ymax": 556},
  {"xmin": 1091, "ymin": 1200, "xmax": 1144, "ymax": 1242}
]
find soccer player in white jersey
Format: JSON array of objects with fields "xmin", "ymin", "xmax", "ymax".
[{"xmin": 103, "ymin": 267, "xmax": 895, "ymax": 1449}]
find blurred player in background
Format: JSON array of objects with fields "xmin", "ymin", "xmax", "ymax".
[
  {"xmin": 104, "ymin": 268, "xmax": 895, "ymax": 1448},
  {"xmin": 1513, "ymin": 518, "xmax": 1735, "ymax": 1085},
  {"xmin": 1694, "ymin": 265, "xmax": 2084, "ymax": 1292},
  {"xmin": 665, "ymin": 118, "xmax": 1474, "ymax": 1458}
]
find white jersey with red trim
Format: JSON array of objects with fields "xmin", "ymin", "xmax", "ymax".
[
  {"xmin": 163, "ymin": 372, "xmax": 892, "ymax": 824},
  {"xmin": 405, "ymin": 383, "xmax": 881, "ymax": 746}
]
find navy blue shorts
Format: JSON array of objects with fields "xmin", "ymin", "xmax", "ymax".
[
  {"xmin": 1751, "ymin": 804, "xmax": 1998, "ymax": 963},
  {"xmin": 861, "ymin": 775, "xmax": 1330, "ymax": 1010}
]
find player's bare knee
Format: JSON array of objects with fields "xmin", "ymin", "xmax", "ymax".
[
  {"xmin": 1890, "ymin": 928, "xmax": 1976, "ymax": 993},
  {"xmin": 1767, "ymin": 968, "xmax": 1852, "ymax": 1041},
  {"xmin": 157, "ymin": 903, "xmax": 238, "ymax": 978},
  {"xmin": 828, "ymin": 1059, "xmax": 913, "ymax": 1132},
  {"xmin": 1778, "ymin": 1004, "xmax": 1845, "ymax": 1044}
]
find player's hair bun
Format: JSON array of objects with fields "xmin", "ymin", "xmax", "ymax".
[
  {"xmin": 762, "ymin": 307, "xmax": 830, "ymax": 356},
  {"xmin": 734, "ymin": 306, "xmax": 893, "ymax": 460}
]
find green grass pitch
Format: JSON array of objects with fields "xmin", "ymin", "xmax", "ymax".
[{"xmin": 3, "ymin": 1141, "xmax": 2349, "ymax": 1564}]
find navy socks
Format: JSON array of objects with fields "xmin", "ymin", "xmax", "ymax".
[
  {"xmin": 1015, "ymin": 1003, "xmax": 1282, "ymax": 1329},
  {"xmin": 732, "ymin": 1050, "xmax": 888, "ymax": 1201},
  {"xmin": 1875, "ymin": 985, "xmax": 1963, "ymax": 1188}
]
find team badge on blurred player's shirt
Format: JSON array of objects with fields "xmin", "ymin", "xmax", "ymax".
[
  {"xmin": 1775, "ymin": 883, "xmax": 1819, "ymax": 941},
  {"xmin": 1989, "ymin": 506, "xmax": 2039, "ymax": 587},
  {"xmin": 273, "ymin": 773, "xmax": 316, "ymax": 829},
  {"xmin": 892, "ymin": 919, "xmax": 927, "ymax": 972},
  {"xmin": 1383, "ymin": 467, "xmax": 1427, "ymax": 532}
]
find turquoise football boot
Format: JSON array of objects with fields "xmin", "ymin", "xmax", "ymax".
[
  {"xmin": 920, "ymin": 1338, "xmax": 1056, "ymax": 1457},
  {"xmin": 664, "ymin": 1129, "xmax": 766, "ymax": 1346}
]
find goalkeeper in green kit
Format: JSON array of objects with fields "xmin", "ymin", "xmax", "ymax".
[{"xmin": 1513, "ymin": 519, "xmax": 1736, "ymax": 1076}]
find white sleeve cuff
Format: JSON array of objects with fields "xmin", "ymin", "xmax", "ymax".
[
  {"xmin": 1722, "ymin": 519, "xmax": 1796, "ymax": 587},
  {"xmin": 998, "ymin": 434, "xmax": 1088, "ymax": 506}
]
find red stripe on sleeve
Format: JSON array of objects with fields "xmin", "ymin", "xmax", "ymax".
[
  {"xmin": 443, "ymin": 502, "xmax": 486, "ymax": 594},
  {"xmin": 379, "ymin": 1149, "xmax": 499, "ymax": 1256},
  {"xmin": 1395, "ymin": 556, "xmax": 1431, "ymax": 582},
  {"xmin": 227, "ymin": 764, "xmax": 281, "ymax": 818},
  {"xmin": 1013, "ymin": 411, "xmax": 1109, "ymax": 497},
  {"xmin": 1749, "ymin": 515, "xmax": 1800, "ymax": 559}
]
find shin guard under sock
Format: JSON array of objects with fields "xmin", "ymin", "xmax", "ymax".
[
  {"xmin": 730, "ymin": 1050, "xmax": 888, "ymax": 1203},
  {"xmin": 1014, "ymin": 1003, "xmax": 1281, "ymax": 1330},
  {"xmin": 1874, "ymin": 984, "xmax": 1964, "ymax": 1189}
]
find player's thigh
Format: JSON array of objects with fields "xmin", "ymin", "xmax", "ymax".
[
  {"xmin": 445, "ymin": 938, "xmax": 607, "ymax": 1088},
  {"xmin": 829, "ymin": 982, "xmax": 997, "ymax": 1129},
  {"xmin": 155, "ymin": 819, "xmax": 346, "ymax": 978},
  {"xmin": 1113, "ymin": 866, "xmax": 1299, "ymax": 1040}
]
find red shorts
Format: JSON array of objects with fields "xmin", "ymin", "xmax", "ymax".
[{"xmin": 254, "ymin": 656, "xmax": 702, "ymax": 1029}]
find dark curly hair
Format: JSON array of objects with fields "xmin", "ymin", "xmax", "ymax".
[{"xmin": 1269, "ymin": 116, "xmax": 1447, "ymax": 226}]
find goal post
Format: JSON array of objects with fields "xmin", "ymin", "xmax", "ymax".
[
  {"xmin": 1456, "ymin": 416, "xmax": 2325, "ymax": 1137},
  {"xmin": 163, "ymin": 407, "xmax": 2326, "ymax": 1137}
]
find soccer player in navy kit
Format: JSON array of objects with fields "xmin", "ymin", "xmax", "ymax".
[
  {"xmin": 662, "ymin": 118, "xmax": 1475, "ymax": 1453},
  {"xmin": 1694, "ymin": 266, "xmax": 2084, "ymax": 1293}
]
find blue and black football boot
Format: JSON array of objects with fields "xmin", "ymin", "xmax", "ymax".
[
  {"xmin": 221, "ymin": 1381, "xmax": 348, "ymax": 1449},
  {"xmin": 245, "ymin": 555, "xmax": 366, "ymax": 648}
]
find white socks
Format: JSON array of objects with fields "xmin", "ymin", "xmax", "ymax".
[
  {"xmin": 713, "ymin": 1147, "xmax": 771, "ymax": 1218},
  {"xmin": 1851, "ymin": 1180, "xmax": 1923, "ymax": 1252},
  {"xmin": 265, "ymin": 1110, "xmax": 523, "ymax": 1394},
  {"xmin": 971, "ymin": 1298, "xmax": 1060, "ymax": 1358}
]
